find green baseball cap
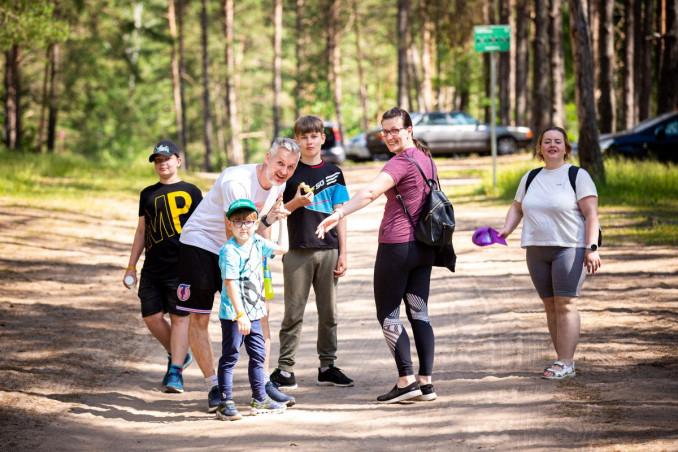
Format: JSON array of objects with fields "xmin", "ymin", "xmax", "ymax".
[{"xmin": 226, "ymin": 198, "xmax": 257, "ymax": 218}]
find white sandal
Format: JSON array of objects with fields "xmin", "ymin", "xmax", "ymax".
[{"xmin": 542, "ymin": 361, "xmax": 576, "ymax": 380}]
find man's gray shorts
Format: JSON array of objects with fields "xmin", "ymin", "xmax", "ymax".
[{"xmin": 525, "ymin": 246, "xmax": 586, "ymax": 298}]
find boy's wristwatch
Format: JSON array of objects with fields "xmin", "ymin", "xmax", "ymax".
[
  {"xmin": 588, "ymin": 244, "xmax": 598, "ymax": 252},
  {"xmin": 261, "ymin": 214, "xmax": 271, "ymax": 228}
]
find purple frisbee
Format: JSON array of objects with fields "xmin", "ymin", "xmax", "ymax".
[{"xmin": 472, "ymin": 226, "xmax": 508, "ymax": 247}]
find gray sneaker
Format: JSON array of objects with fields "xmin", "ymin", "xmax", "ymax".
[
  {"xmin": 215, "ymin": 400, "xmax": 241, "ymax": 421},
  {"xmin": 250, "ymin": 397, "xmax": 287, "ymax": 415}
]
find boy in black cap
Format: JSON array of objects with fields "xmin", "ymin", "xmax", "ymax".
[{"xmin": 124, "ymin": 140, "xmax": 203, "ymax": 391}]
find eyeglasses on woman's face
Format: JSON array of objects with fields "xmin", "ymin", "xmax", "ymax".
[
  {"xmin": 232, "ymin": 220, "xmax": 257, "ymax": 229},
  {"xmin": 380, "ymin": 127, "xmax": 408, "ymax": 137}
]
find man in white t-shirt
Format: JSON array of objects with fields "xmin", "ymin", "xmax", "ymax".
[{"xmin": 164, "ymin": 138, "xmax": 300, "ymax": 412}]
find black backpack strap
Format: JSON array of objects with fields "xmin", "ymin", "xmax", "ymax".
[
  {"xmin": 524, "ymin": 167, "xmax": 542, "ymax": 192},
  {"xmin": 394, "ymin": 151, "xmax": 436, "ymax": 229},
  {"xmin": 568, "ymin": 165, "xmax": 579, "ymax": 194}
]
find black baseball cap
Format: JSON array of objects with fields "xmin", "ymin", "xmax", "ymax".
[{"xmin": 149, "ymin": 140, "xmax": 180, "ymax": 162}]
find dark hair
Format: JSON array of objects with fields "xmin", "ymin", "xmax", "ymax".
[
  {"xmin": 380, "ymin": 107, "xmax": 431, "ymax": 156},
  {"xmin": 294, "ymin": 115, "xmax": 324, "ymax": 136},
  {"xmin": 535, "ymin": 126, "xmax": 572, "ymax": 161}
]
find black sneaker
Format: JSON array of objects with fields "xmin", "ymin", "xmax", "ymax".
[
  {"xmin": 207, "ymin": 385, "xmax": 221, "ymax": 413},
  {"xmin": 270, "ymin": 368, "xmax": 298, "ymax": 389},
  {"xmin": 415, "ymin": 383, "xmax": 437, "ymax": 401},
  {"xmin": 376, "ymin": 381, "xmax": 422, "ymax": 403},
  {"xmin": 317, "ymin": 365, "xmax": 354, "ymax": 387}
]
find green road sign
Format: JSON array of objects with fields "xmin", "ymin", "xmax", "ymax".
[{"xmin": 474, "ymin": 25, "xmax": 511, "ymax": 52}]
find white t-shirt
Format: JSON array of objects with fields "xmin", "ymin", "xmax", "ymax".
[
  {"xmin": 514, "ymin": 163, "xmax": 597, "ymax": 248},
  {"xmin": 180, "ymin": 164, "xmax": 285, "ymax": 254}
]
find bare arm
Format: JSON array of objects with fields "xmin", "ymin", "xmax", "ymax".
[
  {"xmin": 271, "ymin": 218, "xmax": 289, "ymax": 255},
  {"xmin": 578, "ymin": 195, "xmax": 602, "ymax": 274},
  {"xmin": 497, "ymin": 201, "xmax": 523, "ymax": 238},
  {"xmin": 123, "ymin": 217, "xmax": 145, "ymax": 287},
  {"xmin": 224, "ymin": 279, "xmax": 251, "ymax": 335},
  {"xmin": 334, "ymin": 203, "xmax": 347, "ymax": 277},
  {"xmin": 317, "ymin": 171, "xmax": 395, "ymax": 238}
]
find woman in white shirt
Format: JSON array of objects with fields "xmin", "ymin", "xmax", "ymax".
[{"xmin": 498, "ymin": 126, "xmax": 602, "ymax": 380}]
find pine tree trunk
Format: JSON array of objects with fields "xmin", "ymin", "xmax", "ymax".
[
  {"xmin": 568, "ymin": 0, "xmax": 605, "ymax": 182},
  {"xmin": 419, "ymin": 1, "xmax": 434, "ymax": 112},
  {"xmin": 499, "ymin": 0, "xmax": 511, "ymax": 125},
  {"xmin": 638, "ymin": 1, "xmax": 654, "ymax": 120},
  {"xmin": 515, "ymin": 0, "xmax": 530, "ymax": 126},
  {"xmin": 351, "ymin": 0, "xmax": 369, "ymax": 131},
  {"xmin": 46, "ymin": 43, "xmax": 59, "ymax": 152},
  {"xmin": 200, "ymin": 0, "xmax": 213, "ymax": 171},
  {"xmin": 407, "ymin": 45, "xmax": 421, "ymax": 112},
  {"xmin": 223, "ymin": 0, "xmax": 243, "ymax": 164},
  {"xmin": 397, "ymin": 0, "xmax": 409, "ymax": 109},
  {"xmin": 658, "ymin": 0, "xmax": 678, "ymax": 113},
  {"xmin": 273, "ymin": 0, "xmax": 282, "ymax": 138},
  {"xmin": 597, "ymin": 0, "xmax": 615, "ymax": 133},
  {"xmin": 622, "ymin": 0, "xmax": 636, "ymax": 130},
  {"xmin": 532, "ymin": 0, "xmax": 551, "ymax": 136},
  {"xmin": 549, "ymin": 0, "xmax": 565, "ymax": 126},
  {"xmin": 295, "ymin": 0, "xmax": 305, "ymax": 120},
  {"xmin": 328, "ymin": 0, "xmax": 344, "ymax": 137},
  {"xmin": 168, "ymin": 0, "xmax": 185, "ymax": 160},
  {"xmin": 38, "ymin": 47, "xmax": 50, "ymax": 152},
  {"xmin": 177, "ymin": 0, "xmax": 189, "ymax": 167},
  {"xmin": 3, "ymin": 46, "xmax": 21, "ymax": 150}
]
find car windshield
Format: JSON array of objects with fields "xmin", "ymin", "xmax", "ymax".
[
  {"xmin": 451, "ymin": 112, "xmax": 478, "ymax": 125},
  {"xmin": 631, "ymin": 112, "xmax": 676, "ymax": 133}
]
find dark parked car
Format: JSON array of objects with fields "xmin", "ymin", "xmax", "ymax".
[
  {"xmin": 365, "ymin": 111, "xmax": 533, "ymax": 158},
  {"xmin": 599, "ymin": 111, "xmax": 678, "ymax": 162},
  {"xmin": 283, "ymin": 122, "xmax": 346, "ymax": 164},
  {"xmin": 320, "ymin": 122, "xmax": 346, "ymax": 164}
]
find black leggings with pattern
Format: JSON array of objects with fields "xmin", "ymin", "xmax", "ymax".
[{"xmin": 373, "ymin": 241, "xmax": 435, "ymax": 377}]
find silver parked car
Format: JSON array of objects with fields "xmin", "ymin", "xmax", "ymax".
[
  {"xmin": 366, "ymin": 111, "xmax": 533, "ymax": 158},
  {"xmin": 345, "ymin": 132, "xmax": 371, "ymax": 161}
]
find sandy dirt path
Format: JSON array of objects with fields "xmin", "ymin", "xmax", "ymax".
[{"xmin": 1, "ymin": 156, "xmax": 677, "ymax": 451}]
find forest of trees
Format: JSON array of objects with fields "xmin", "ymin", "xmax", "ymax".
[{"xmin": 1, "ymin": 0, "xmax": 677, "ymax": 178}]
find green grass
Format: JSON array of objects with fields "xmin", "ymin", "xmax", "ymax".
[
  {"xmin": 474, "ymin": 157, "xmax": 678, "ymax": 246},
  {"xmin": 0, "ymin": 149, "xmax": 214, "ymax": 215}
]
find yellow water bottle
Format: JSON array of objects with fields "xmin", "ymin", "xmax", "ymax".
[{"xmin": 263, "ymin": 257, "xmax": 274, "ymax": 300}]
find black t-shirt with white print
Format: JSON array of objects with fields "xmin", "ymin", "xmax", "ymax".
[{"xmin": 138, "ymin": 181, "xmax": 202, "ymax": 278}]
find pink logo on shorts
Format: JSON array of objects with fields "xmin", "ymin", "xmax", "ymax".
[{"xmin": 177, "ymin": 284, "xmax": 191, "ymax": 301}]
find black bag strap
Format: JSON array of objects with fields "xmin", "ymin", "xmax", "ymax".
[
  {"xmin": 393, "ymin": 151, "xmax": 437, "ymax": 229},
  {"xmin": 524, "ymin": 167, "xmax": 542, "ymax": 192},
  {"xmin": 525, "ymin": 165, "xmax": 579, "ymax": 193},
  {"xmin": 567, "ymin": 165, "xmax": 579, "ymax": 194}
]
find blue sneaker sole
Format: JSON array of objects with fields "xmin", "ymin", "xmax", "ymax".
[{"xmin": 164, "ymin": 385, "xmax": 184, "ymax": 394}]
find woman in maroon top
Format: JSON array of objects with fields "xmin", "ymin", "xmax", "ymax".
[{"xmin": 317, "ymin": 107, "xmax": 438, "ymax": 404}]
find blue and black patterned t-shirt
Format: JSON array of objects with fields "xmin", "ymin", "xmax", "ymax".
[{"xmin": 283, "ymin": 161, "xmax": 350, "ymax": 249}]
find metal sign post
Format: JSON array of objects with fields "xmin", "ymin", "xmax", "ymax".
[{"xmin": 474, "ymin": 25, "xmax": 510, "ymax": 190}]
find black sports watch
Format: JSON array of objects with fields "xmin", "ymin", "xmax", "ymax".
[
  {"xmin": 261, "ymin": 214, "xmax": 272, "ymax": 228},
  {"xmin": 588, "ymin": 244, "xmax": 598, "ymax": 252}
]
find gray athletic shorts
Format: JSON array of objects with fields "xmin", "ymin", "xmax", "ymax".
[{"xmin": 525, "ymin": 246, "xmax": 586, "ymax": 298}]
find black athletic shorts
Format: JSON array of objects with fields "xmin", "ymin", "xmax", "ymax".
[
  {"xmin": 137, "ymin": 274, "xmax": 189, "ymax": 317},
  {"xmin": 176, "ymin": 243, "xmax": 221, "ymax": 315}
]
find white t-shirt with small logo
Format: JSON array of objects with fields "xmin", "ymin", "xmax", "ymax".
[
  {"xmin": 515, "ymin": 163, "xmax": 597, "ymax": 248},
  {"xmin": 180, "ymin": 164, "xmax": 285, "ymax": 254}
]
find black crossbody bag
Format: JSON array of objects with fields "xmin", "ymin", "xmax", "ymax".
[{"xmin": 395, "ymin": 154, "xmax": 456, "ymax": 272}]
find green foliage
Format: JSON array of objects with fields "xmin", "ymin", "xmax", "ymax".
[{"xmin": 0, "ymin": 0, "xmax": 69, "ymax": 49}]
